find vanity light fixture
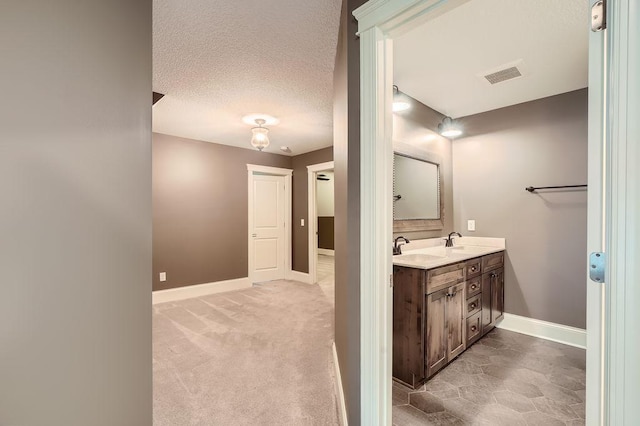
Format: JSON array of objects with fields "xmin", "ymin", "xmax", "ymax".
[
  {"xmin": 250, "ymin": 118, "xmax": 270, "ymax": 151},
  {"xmin": 392, "ymin": 85, "xmax": 411, "ymax": 113},
  {"xmin": 438, "ymin": 116, "xmax": 463, "ymax": 138}
]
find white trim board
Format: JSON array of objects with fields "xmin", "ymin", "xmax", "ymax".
[
  {"xmin": 285, "ymin": 269, "xmax": 311, "ymax": 284},
  {"xmin": 332, "ymin": 342, "xmax": 348, "ymax": 426},
  {"xmin": 152, "ymin": 277, "xmax": 251, "ymax": 304},
  {"xmin": 496, "ymin": 313, "xmax": 586, "ymax": 349},
  {"xmin": 318, "ymin": 249, "xmax": 335, "ymax": 256}
]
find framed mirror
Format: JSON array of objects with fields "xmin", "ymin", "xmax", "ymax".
[{"xmin": 393, "ymin": 148, "xmax": 444, "ymax": 232}]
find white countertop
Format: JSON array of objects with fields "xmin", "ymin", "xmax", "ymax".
[{"xmin": 393, "ymin": 237, "xmax": 505, "ymax": 270}]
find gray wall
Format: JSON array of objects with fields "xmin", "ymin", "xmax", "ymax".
[
  {"xmin": 291, "ymin": 147, "xmax": 333, "ymax": 272},
  {"xmin": 393, "ymin": 99, "xmax": 454, "ymax": 240},
  {"xmin": 153, "ymin": 133, "xmax": 292, "ymax": 290},
  {"xmin": 0, "ymin": 1, "xmax": 152, "ymax": 424},
  {"xmin": 334, "ymin": 0, "xmax": 365, "ymax": 422},
  {"xmin": 452, "ymin": 89, "xmax": 588, "ymax": 328}
]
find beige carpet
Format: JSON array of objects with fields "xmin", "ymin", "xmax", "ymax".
[{"xmin": 153, "ymin": 278, "xmax": 338, "ymax": 425}]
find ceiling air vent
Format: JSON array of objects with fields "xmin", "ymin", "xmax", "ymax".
[{"xmin": 483, "ymin": 66, "xmax": 522, "ymax": 85}]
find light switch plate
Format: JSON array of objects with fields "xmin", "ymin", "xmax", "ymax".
[
  {"xmin": 159, "ymin": 272, "xmax": 167, "ymax": 282},
  {"xmin": 301, "ymin": 219, "xmax": 305, "ymax": 227},
  {"xmin": 467, "ymin": 220, "xmax": 476, "ymax": 231}
]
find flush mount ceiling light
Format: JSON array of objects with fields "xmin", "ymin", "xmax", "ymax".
[
  {"xmin": 438, "ymin": 116, "xmax": 463, "ymax": 138},
  {"xmin": 392, "ymin": 85, "xmax": 411, "ymax": 113},
  {"xmin": 250, "ymin": 119, "xmax": 270, "ymax": 151}
]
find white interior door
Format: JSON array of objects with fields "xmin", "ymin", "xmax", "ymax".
[{"xmin": 249, "ymin": 174, "xmax": 286, "ymax": 283}]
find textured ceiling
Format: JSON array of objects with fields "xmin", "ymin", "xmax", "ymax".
[
  {"xmin": 153, "ymin": 0, "xmax": 342, "ymax": 155},
  {"xmin": 394, "ymin": 0, "xmax": 589, "ymax": 118}
]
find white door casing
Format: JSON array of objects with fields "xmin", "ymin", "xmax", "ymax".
[
  {"xmin": 307, "ymin": 161, "xmax": 334, "ymax": 284},
  {"xmin": 352, "ymin": 0, "xmax": 628, "ymax": 424},
  {"xmin": 247, "ymin": 164, "xmax": 292, "ymax": 284}
]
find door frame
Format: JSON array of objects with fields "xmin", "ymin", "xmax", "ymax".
[
  {"xmin": 307, "ymin": 161, "xmax": 334, "ymax": 284},
  {"xmin": 352, "ymin": 0, "xmax": 640, "ymax": 424},
  {"xmin": 247, "ymin": 164, "xmax": 293, "ymax": 284}
]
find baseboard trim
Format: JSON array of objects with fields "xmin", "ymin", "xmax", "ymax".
[
  {"xmin": 152, "ymin": 277, "xmax": 251, "ymax": 304},
  {"xmin": 497, "ymin": 313, "xmax": 586, "ymax": 349},
  {"xmin": 332, "ymin": 342, "xmax": 348, "ymax": 426},
  {"xmin": 318, "ymin": 248, "xmax": 335, "ymax": 256},
  {"xmin": 286, "ymin": 269, "xmax": 311, "ymax": 284}
]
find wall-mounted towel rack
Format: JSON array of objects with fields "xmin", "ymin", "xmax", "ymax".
[{"xmin": 525, "ymin": 184, "xmax": 587, "ymax": 193}]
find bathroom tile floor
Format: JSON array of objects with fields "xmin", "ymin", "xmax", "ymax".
[{"xmin": 393, "ymin": 329, "xmax": 586, "ymax": 426}]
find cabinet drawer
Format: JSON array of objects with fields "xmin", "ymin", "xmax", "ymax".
[
  {"xmin": 466, "ymin": 293, "xmax": 481, "ymax": 318},
  {"xmin": 467, "ymin": 312, "xmax": 482, "ymax": 345},
  {"xmin": 465, "ymin": 258, "xmax": 481, "ymax": 278},
  {"xmin": 466, "ymin": 276, "xmax": 481, "ymax": 297},
  {"xmin": 426, "ymin": 263, "xmax": 465, "ymax": 294},
  {"xmin": 482, "ymin": 251, "xmax": 504, "ymax": 273}
]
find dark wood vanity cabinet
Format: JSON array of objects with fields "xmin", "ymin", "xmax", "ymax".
[{"xmin": 393, "ymin": 251, "xmax": 505, "ymax": 389}]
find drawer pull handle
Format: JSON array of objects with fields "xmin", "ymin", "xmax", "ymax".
[
  {"xmin": 469, "ymin": 303, "xmax": 476, "ymax": 310},
  {"xmin": 470, "ymin": 284, "xmax": 477, "ymax": 290},
  {"xmin": 470, "ymin": 266, "xmax": 477, "ymax": 272},
  {"xmin": 471, "ymin": 325, "xmax": 477, "ymax": 332}
]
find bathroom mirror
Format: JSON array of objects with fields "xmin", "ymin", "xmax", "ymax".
[{"xmin": 393, "ymin": 150, "xmax": 444, "ymax": 232}]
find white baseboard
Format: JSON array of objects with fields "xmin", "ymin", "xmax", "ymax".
[
  {"xmin": 318, "ymin": 248, "xmax": 335, "ymax": 256},
  {"xmin": 152, "ymin": 277, "xmax": 251, "ymax": 304},
  {"xmin": 286, "ymin": 269, "xmax": 311, "ymax": 284},
  {"xmin": 497, "ymin": 313, "xmax": 586, "ymax": 349},
  {"xmin": 332, "ymin": 342, "xmax": 348, "ymax": 426}
]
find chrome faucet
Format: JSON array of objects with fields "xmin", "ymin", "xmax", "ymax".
[
  {"xmin": 393, "ymin": 236, "xmax": 410, "ymax": 255},
  {"xmin": 443, "ymin": 232, "xmax": 462, "ymax": 247}
]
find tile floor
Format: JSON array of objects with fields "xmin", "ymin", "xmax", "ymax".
[{"xmin": 393, "ymin": 329, "xmax": 586, "ymax": 426}]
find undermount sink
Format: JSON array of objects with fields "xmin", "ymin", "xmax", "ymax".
[{"xmin": 394, "ymin": 253, "xmax": 445, "ymax": 263}]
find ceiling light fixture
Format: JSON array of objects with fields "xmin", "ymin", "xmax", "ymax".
[
  {"xmin": 438, "ymin": 116, "xmax": 463, "ymax": 138},
  {"xmin": 250, "ymin": 119, "xmax": 270, "ymax": 151},
  {"xmin": 392, "ymin": 85, "xmax": 411, "ymax": 113}
]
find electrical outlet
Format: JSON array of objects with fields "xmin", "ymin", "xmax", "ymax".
[
  {"xmin": 467, "ymin": 220, "xmax": 476, "ymax": 232},
  {"xmin": 159, "ymin": 272, "xmax": 167, "ymax": 282},
  {"xmin": 301, "ymin": 219, "xmax": 305, "ymax": 227}
]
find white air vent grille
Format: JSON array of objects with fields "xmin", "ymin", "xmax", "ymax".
[{"xmin": 484, "ymin": 66, "xmax": 522, "ymax": 84}]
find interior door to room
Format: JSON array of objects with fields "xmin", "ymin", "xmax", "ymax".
[{"xmin": 249, "ymin": 174, "xmax": 286, "ymax": 283}]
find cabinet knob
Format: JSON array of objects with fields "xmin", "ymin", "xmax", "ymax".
[
  {"xmin": 471, "ymin": 325, "xmax": 477, "ymax": 332},
  {"xmin": 470, "ymin": 266, "xmax": 477, "ymax": 272},
  {"xmin": 469, "ymin": 303, "xmax": 476, "ymax": 310},
  {"xmin": 470, "ymin": 284, "xmax": 477, "ymax": 290}
]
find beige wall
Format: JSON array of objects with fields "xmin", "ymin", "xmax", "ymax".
[
  {"xmin": 392, "ymin": 99, "xmax": 454, "ymax": 240},
  {"xmin": 152, "ymin": 133, "xmax": 292, "ymax": 290},
  {"xmin": 452, "ymin": 89, "xmax": 588, "ymax": 328},
  {"xmin": 153, "ymin": 133, "xmax": 332, "ymax": 288},
  {"xmin": 333, "ymin": 0, "xmax": 365, "ymax": 422},
  {"xmin": 0, "ymin": 1, "xmax": 152, "ymax": 424}
]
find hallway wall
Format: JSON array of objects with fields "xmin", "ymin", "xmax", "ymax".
[
  {"xmin": 0, "ymin": 1, "xmax": 152, "ymax": 424},
  {"xmin": 152, "ymin": 133, "xmax": 291, "ymax": 291}
]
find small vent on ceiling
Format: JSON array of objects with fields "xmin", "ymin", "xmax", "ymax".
[{"xmin": 484, "ymin": 66, "xmax": 522, "ymax": 85}]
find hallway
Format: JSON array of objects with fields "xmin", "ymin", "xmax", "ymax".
[{"xmin": 153, "ymin": 275, "xmax": 337, "ymax": 425}]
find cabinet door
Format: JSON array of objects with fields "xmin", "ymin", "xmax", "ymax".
[
  {"xmin": 491, "ymin": 268, "xmax": 504, "ymax": 323},
  {"xmin": 481, "ymin": 272, "xmax": 492, "ymax": 333},
  {"xmin": 392, "ymin": 266, "xmax": 425, "ymax": 387},
  {"xmin": 447, "ymin": 282, "xmax": 466, "ymax": 360},
  {"xmin": 425, "ymin": 288, "xmax": 448, "ymax": 377}
]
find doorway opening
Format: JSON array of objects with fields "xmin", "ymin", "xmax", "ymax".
[
  {"xmin": 353, "ymin": 0, "xmax": 606, "ymax": 424},
  {"xmin": 307, "ymin": 161, "xmax": 335, "ymax": 288}
]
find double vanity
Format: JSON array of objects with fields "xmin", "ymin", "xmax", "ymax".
[{"xmin": 392, "ymin": 237, "xmax": 505, "ymax": 389}]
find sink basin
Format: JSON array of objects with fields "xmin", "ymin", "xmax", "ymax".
[
  {"xmin": 449, "ymin": 245, "xmax": 491, "ymax": 254},
  {"xmin": 393, "ymin": 253, "xmax": 444, "ymax": 264}
]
